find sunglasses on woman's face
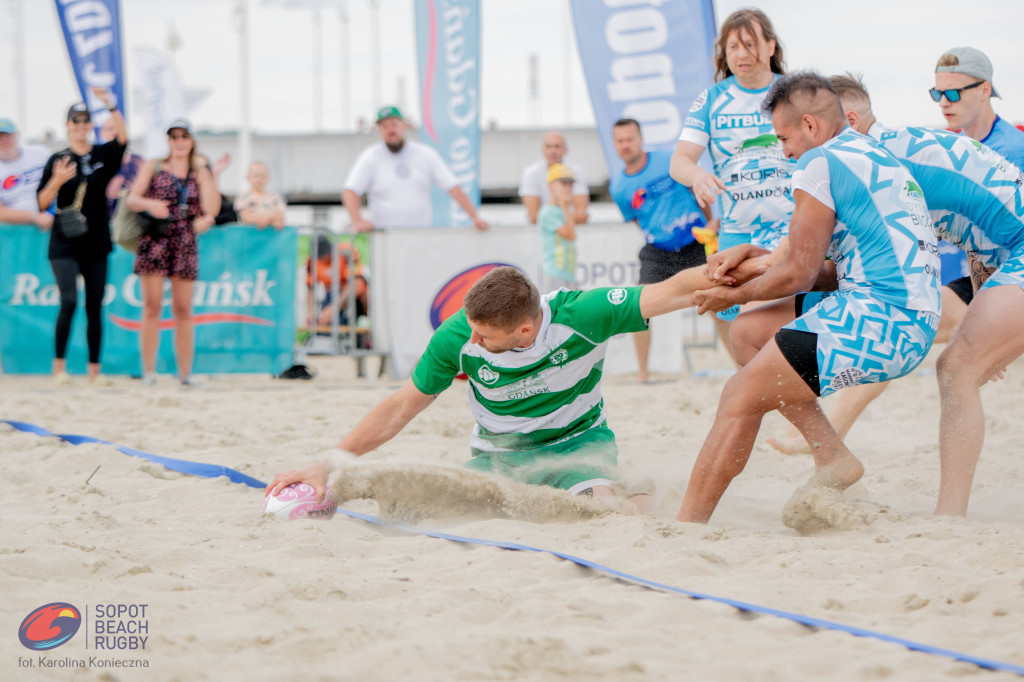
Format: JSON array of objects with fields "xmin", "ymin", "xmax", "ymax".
[
  {"xmin": 71, "ymin": 117, "xmax": 91, "ymax": 125},
  {"xmin": 928, "ymin": 80, "xmax": 984, "ymax": 103},
  {"xmin": 169, "ymin": 132, "xmax": 191, "ymax": 140}
]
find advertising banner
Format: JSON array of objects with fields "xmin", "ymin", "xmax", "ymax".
[
  {"xmin": 414, "ymin": 0, "xmax": 481, "ymax": 227},
  {"xmin": 54, "ymin": 0, "xmax": 127, "ymax": 129},
  {"xmin": 570, "ymin": 0, "xmax": 717, "ymax": 176},
  {"xmin": 132, "ymin": 46, "xmax": 188, "ymax": 160},
  {"xmin": 0, "ymin": 225, "xmax": 296, "ymax": 376},
  {"xmin": 372, "ymin": 224, "xmax": 688, "ymax": 379}
]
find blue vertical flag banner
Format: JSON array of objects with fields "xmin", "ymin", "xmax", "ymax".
[
  {"xmin": 414, "ymin": 0, "xmax": 481, "ymax": 227},
  {"xmin": 54, "ymin": 0, "xmax": 126, "ymax": 128},
  {"xmin": 0, "ymin": 226, "xmax": 297, "ymax": 376},
  {"xmin": 570, "ymin": 0, "xmax": 717, "ymax": 177}
]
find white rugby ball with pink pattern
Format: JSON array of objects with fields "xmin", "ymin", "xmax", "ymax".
[{"xmin": 263, "ymin": 483, "xmax": 336, "ymax": 520}]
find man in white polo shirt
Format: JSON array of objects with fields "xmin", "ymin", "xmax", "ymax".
[
  {"xmin": 518, "ymin": 131, "xmax": 589, "ymax": 225},
  {"xmin": 342, "ymin": 106, "xmax": 488, "ymax": 231},
  {"xmin": 0, "ymin": 117, "xmax": 53, "ymax": 229}
]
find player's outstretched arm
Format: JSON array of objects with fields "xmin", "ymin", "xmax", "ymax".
[
  {"xmin": 694, "ymin": 190, "xmax": 834, "ymax": 313},
  {"xmin": 638, "ymin": 266, "xmax": 716, "ymax": 318},
  {"xmin": 337, "ymin": 379, "xmax": 439, "ymax": 454},
  {"xmin": 265, "ymin": 380, "xmax": 438, "ymax": 501},
  {"xmin": 639, "ymin": 243, "xmax": 774, "ymax": 319}
]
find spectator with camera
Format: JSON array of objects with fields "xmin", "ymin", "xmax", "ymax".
[{"xmin": 36, "ymin": 89, "xmax": 126, "ymax": 386}]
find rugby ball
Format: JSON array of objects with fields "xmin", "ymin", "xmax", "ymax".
[{"xmin": 263, "ymin": 483, "xmax": 336, "ymax": 520}]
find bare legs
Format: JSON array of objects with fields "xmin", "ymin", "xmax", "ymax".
[
  {"xmin": 676, "ymin": 338, "xmax": 863, "ymax": 523},
  {"xmin": 140, "ymin": 275, "xmax": 196, "ymax": 381},
  {"xmin": 632, "ymin": 329, "xmax": 651, "ymax": 383},
  {"xmin": 934, "ymin": 285, "xmax": 1024, "ymax": 516}
]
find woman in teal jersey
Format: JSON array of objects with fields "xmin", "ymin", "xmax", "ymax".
[
  {"xmin": 671, "ymin": 8, "xmax": 786, "ymax": 211},
  {"xmin": 670, "ymin": 9, "xmax": 793, "ymax": 342}
]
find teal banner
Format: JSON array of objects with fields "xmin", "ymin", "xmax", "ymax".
[{"xmin": 0, "ymin": 225, "xmax": 297, "ymax": 376}]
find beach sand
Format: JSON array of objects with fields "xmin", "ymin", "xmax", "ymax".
[{"xmin": 2, "ymin": 347, "xmax": 1023, "ymax": 681}]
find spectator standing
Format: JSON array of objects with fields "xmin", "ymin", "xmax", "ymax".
[
  {"xmin": 36, "ymin": 90, "xmax": 126, "ymax": 386},
  {"xmin": 0, "ymin": 118, "xmax": 53, "ymax": 229},
  {"xmin": 537, "ymin": 163, "xmax": 579, "ymax": 292},
  {"xmin": 125, "ymin": 119, "xmax": 220, "ymax": 387},
  {"xmin": 343, "ymin": 106, "xmax": 487, "ymax": 231},
  {"xmin": 518, "ymin": 131, "xmax": 589, "ymax": 225},
  {"xmin": 610, "ymin": 119, "xmax": 712, "ymax": 382},
  {"xmin": 670, "ymin": 8, "xmax": 794, "ymax": 340},
  {"xmin": 933, "ymin": 46, "xmax": 1024, "ymax": 168},
  {"xmin": 234, "ymin": 161, "xmax": 286, "ymax": 229}
]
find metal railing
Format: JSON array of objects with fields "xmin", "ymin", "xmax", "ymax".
[{"xmin": 297, "ymin": 226, "xmax": 388, "ymax": 378}]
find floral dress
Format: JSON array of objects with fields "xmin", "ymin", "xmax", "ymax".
[{"xmin": 134, "ymin": 167, "xmax": 201, "ymax": 280}]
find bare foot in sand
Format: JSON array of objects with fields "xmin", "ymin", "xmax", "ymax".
[
  {"xmin": 809, "ymin": 452, "xmax": 865, "ymax": 493},
  {"xmin": 781, "ymin": 454, "xmax": 866, "ymax": 534}
]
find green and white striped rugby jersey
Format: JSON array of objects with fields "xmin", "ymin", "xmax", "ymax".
[{"xmin": 411, "ymin": 287, "xmax": 648, "ymax": 453}]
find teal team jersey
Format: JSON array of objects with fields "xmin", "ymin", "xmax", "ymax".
[
  {"xmin": 680, "ymin": 74, "xmax": 795, "ymax": 247},
  {"xmin": 411, "ymin": 287, "xmax": 648, "ymax": 453},
  {"xmin": 537, "ymin": 204, "xmax": 577, "ymax": 281},
  {"xmin": 877, "ymin": 127, "xmax": 1024, "ymax": 270},
  {"xmin": 793, "ymin": 129, "xmax": 941, "ymax": 314}
]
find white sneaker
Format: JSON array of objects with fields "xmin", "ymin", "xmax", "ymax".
[
  {"xmin": 180, "ymin": 374, "xmax": 202, "ymax": 388},
  {"xmin": 141, "ymin": 372, "xmax": 157, "ymax": 387},
  {"xmin": 54, "ymin": 371, "xmax": 72, "ymax": 387}
]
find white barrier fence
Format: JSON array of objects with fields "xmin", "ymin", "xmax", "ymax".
[{"xmin": 368, "ymin": 223, "xmax": 719, "ymax": 379}]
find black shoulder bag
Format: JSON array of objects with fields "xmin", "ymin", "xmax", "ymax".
[{"xmin": 54, "ymin": 182, "xmax": 89, "ymax": 239}]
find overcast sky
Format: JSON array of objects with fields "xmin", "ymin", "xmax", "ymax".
[{"xmin": 3, "ymin": 0, "xmax": 1024, "ymax": 142}]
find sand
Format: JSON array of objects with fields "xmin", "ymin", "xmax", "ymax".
[{"xmin": 2, "ymin": 346, "xmax": 1024, "ymax": 681}]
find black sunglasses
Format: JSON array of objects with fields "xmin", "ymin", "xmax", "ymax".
[
  {"xmin": 70, "ymin": 116, "xmax": 91, "ymax": 124},
  {"xmin": 929, "ymin": 80, "xmax": 984, "ymax": 103}
]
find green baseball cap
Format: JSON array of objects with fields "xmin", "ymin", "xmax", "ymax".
[{"xmin": 375, "ymin": 105, "xmax": 403, "ymax": 123}]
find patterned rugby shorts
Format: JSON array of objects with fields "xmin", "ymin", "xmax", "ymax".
[
  {"xmin": 775, "ymin": 290, "xmax": 938, "ymax": 397},
  {"xmin": 981, "ymin": 247, "xmax": 1024, "ymax": 291}
]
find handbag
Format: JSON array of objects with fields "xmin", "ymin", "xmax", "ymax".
[
  {"xmin": 54, "ymin": 182, "xmax": 88, "ymax": 239},
  {"xmin": 112, "ymin": 188, "xmax": 144, "ymax": 252},
  {"xmin": 139, "ymin": 211, "xmax": 171, "ymax": 238}
]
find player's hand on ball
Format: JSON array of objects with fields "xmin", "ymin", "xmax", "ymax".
[{"xmin": 266, "ymin": 461, "xmax": 331, "ymax": 503}]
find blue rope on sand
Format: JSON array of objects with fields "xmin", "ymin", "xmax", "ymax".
[{"xmin": 4, "ymin": 417, "xmax": 1022, "ymax": 677}]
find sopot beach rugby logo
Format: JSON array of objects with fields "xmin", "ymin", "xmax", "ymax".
[{"xmin": 19, "ymin": 603, "xmax": 82, "ymax": 651}]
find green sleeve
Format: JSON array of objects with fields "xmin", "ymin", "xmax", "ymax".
[
  {"xmin": 411, "ymin": 310, "xmax": 471, "ymax": 394},
  {"xmin": 554, "ymin": 287, "xmax": 648, "ymax": 343}
]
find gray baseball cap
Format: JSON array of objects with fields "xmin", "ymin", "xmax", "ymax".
[{"xmin": 936, "ymin": 47, "xmax": 1000, "ymax": 98}]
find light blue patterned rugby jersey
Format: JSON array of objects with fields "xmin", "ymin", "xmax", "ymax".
[
  {"xmin": 876, "ymin": 127, "xmax": 1024, "ymax": 271},
  {"xmin": 680, "ymin": 75, "xmax": 795, "ymax": 247},
  {"xmin": 793, "ymin": 129, "xmax": 941, "ymax": 313}
]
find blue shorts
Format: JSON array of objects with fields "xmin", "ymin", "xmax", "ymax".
[
  {"xmin": 981, "ymin": 248, "xmax": 1024, "ymax": 291},
  {"xmin": 776, "ymin": 290, "xmax": 939, "ymax": 397}
]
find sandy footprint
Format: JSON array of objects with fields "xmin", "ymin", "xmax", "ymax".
[{"xmin": 328, "ymin": 462, "xmax": 611, "ymax": 524}]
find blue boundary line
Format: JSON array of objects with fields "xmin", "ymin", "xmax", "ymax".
[{"xmin": 3, "ymin": 417, "xmax": 1022, "ymax": 676}]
